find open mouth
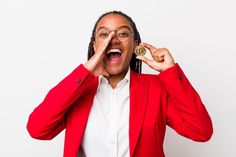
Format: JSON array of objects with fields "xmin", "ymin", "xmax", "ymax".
[{"xmin": 106, "ymin": 49, "xmax": 122, "ymax": 63}]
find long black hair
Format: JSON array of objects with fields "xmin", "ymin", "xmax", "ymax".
[{"xmin": 87, "ymin": 11, "xmax": 142, "ymax": 73}]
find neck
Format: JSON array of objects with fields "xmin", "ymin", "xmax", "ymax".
[{"xmin": 105, "ymin": 68, "xmax": 129, "ymax": 89}]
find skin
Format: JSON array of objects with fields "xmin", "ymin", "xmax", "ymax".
[{"xmin": 84, "ymin": 13, "xmax": 176, "ymax": 88}]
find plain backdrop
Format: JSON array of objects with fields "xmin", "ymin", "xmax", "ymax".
[{"xmin": 0, "ymin": 0, "xmax": 235, "ymax": 156}]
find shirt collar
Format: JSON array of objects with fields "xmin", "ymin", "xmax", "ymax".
[{"xmin": 118, "ymin": 67, "xmax": 130, "ymax": 86}]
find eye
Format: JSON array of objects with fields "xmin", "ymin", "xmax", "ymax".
[
  {"xmin": 98, "ymin": 32, "xmax": 109, "ymax": 38},
  {"xmin": 118, "ymin": 31, "xmax": 129, "ymax": 37}
]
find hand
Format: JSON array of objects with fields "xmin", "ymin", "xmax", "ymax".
[
  {"xmin": 84, "ymin": 32, "xmax": 115, "ymax": 77},
  {"xmin": 136, "ymin": 43, "xmax": 175, "ymax": 72}
]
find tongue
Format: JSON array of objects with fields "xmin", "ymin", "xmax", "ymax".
[{"xmin": 108, "ymin": 53, "xmax": 121, "ymax": 63}]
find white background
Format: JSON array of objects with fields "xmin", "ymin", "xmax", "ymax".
[{"xmin": 0, "ymin": 0, "xmax": 235, "ymax": 156}]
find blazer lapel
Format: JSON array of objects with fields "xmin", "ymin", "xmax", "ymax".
[{"xmin": 129, "ymin": 71, "xmax": 149, "ymax": 157}]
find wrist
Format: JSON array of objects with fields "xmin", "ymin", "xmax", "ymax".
[{"xmin": 83, "ymin": 62, "xmax": 94, "ymax": 72}]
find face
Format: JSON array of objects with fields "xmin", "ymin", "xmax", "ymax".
[{"xmin": 93, "ymin": 14, "xmax": 137, "ymax": 76}]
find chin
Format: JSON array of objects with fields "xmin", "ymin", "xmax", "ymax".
[{"xmin": 106, "ymin": 66, "xmax": 126, "ymax": 76}]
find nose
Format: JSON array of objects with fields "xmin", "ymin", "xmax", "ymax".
[{"xmin": 110, "ymin": 31, "xmax": 120, "ymax": 44}]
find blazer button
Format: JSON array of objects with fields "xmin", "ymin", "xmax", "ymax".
[
  {"xmin": 179, "ymin": 75, "xmax": 183, "ymax": 81},
  {"xmin": 77, "ymin": 78, "xmax": 82, "ymax": 84}
]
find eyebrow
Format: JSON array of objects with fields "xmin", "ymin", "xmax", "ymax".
[{"xmin": 96, "ymin": 25, "xmax": 133, "ymax": 32}]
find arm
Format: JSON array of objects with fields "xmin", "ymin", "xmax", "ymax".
[
  {"xmin": 27, "ymin": 31, "xmax": 115, "ymax": 140},
  {"xmin": 159, "ymin": 64, "xmax": 213, "ymax": 141},
  {"xmin": 26, "ymin": 64, "xmax": 96, "ymax": 140},
  {"xmin": 136, "ymin": 43, "xmax": 213, "ymax": 141}
]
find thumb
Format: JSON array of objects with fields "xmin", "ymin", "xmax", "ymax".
[
  {"xmin": 136, "ymin": 55, "xmax": 163, "ymax": 72},
  {"xmin": 136, "ymin": 55, "xmax": 152, "ymax": 66}
]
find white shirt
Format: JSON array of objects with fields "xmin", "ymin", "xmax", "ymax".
[{"xmin": 80, "ymin": 69, "xmax": 130, "ymax": 157}]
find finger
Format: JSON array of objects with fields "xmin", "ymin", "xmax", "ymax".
[
  {"xmin": 136, "ymin": 55, "xmax": 154, "ymax": 66},
  {"xmin": 154, "ymin": 55, "xmax": 164, "ymax": 62},
  {"xmin": 97, "ymin": 31, "xmax": 115, "ymax": 55},
  {"xmin": 152, "ymin": 48, "xmax": 169, "ymax": 62},
  {"xmin": 140, "ymin": 43, "xmax": 162, "ymax": 60},
  {"xmin": 140, "ymin": 42, "xmax": 157, "ymax": 51},
  {"xmin": 156, "ymin": 49, "xmax": 175, "ymax": 66},
  {"xmin": 153, "ymin": 50, "xmax": 165, "ymax": 62},
  {"xmin": 136, "ymin": 55, "xmax": 163, "ymax": 71}
]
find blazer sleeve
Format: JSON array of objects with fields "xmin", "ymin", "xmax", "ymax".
[
  {"xmin": 26, "ymin": 64, "xmax": 96, "ymax": 140},
  {"xmin": 158, "ymin": 64, "xmax": 213, "ymax": 142}
]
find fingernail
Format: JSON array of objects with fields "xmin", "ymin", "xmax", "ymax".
[{"xmin": 110, "ymin": 31, "xmax": 115, "ymax": 35}]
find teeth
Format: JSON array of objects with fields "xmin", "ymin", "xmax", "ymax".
[{"xmin": 106, "ymin": 49, "xmax": 121, "ymax": 54}]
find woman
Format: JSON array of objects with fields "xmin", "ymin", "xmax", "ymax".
[{"xmin": 27, "ymin": 11, "xmax": 213, "ymax": 157}]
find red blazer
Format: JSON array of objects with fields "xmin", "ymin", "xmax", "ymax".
[{"xmin": 27, "ymin": 64, "xmax": 213, "ymax": 157}]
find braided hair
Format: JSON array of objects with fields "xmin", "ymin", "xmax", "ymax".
[{"xmin": 87, "ymin": 11, "xmax": 142, "ymax": 73}]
